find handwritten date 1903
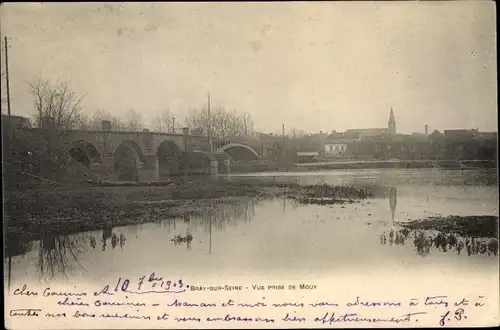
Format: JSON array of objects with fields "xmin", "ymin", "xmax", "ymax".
[
  {"xmin": 138, "ymin": 272, "xmax": 184, "ymax": 291},
  {"xmin": 94, "ymin": 273, "xmax": 185, "ymax": 296}
]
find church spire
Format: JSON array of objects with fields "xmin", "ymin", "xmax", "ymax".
[{"xmin": 388, "ymin": 107, "xmax": 396, "ymax": 135}]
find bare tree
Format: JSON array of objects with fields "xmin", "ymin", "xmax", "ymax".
[
  {"xmin": 151, "ymin": 108, "xmax": 174, "ymax": 132},
  {"xmin": 80, "ymin": 109, "xmax": 111, "ymax": 130},
  {"xmin": 241, "ymin": 112, "xmax": 254, "ymax": 137},
  {"xmin": 184, "ymin": 105, "xmax": 255, "ymax": 140},
  {"xmin": 288, "ymin": 128, "xmax": 306, "ymax": 139},
  {"xmin": 80, "ymin": 109, "xmax": 126, "ymax": 131},
  {"xmin": 28, "ymin": 78, "xmax": 86, "ymax": 131},
  {"xmin": 184, "ymin": 107, "xmax": 210, "ymax": 135},
  {"xmin": 124, "ymin": 108, "xmax": 143, "ymax": 131},
  {"xmin": 111, "ymin": 115, "xmax": 126, "ymax": 131}
]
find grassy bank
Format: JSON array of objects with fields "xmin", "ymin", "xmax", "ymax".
[
  {"xmin": 383, "ymin": 216, "xmax": 499, "ymax": 257},
  {"xmin": 398, "ymin": 215, "xmax": 498, "ymax": 239}
]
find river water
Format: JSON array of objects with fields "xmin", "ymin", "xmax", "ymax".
[{"xmin": 4, "ymin": 169, "xmax": 499, "ymax": 290}]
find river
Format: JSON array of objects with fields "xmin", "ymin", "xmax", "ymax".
[{"xmin": 4, "ymin": 168, "xmax": 499, "ymax": 292}]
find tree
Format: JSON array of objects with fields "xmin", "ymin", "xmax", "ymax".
[
  {"xmin": 151, "ymin": 108, "xmax": 174, "ymax": 132},
  {"xmin": 124, "ymin": 108, "xmax": 143, "ymax": 131},
  {"xmin": 184, "ymin": 107, "xmax": 210, "ymax": 135},
  {"xmin": 2, "ymin": 78, "xmax": 93, "ymax": 188},
  {"xmin": 184, "ymin": 105, "xmax": 255, "ymax": 140},
  {"xmin": 240, "ymin": 112, "xmax": 254, "ymax": 137},
  {"xmin": 80, "ymin": 109, "xmax": 109, "ymax": 130},
  {"xmin": 79, "ymin": 109, "xmax": 126, "ymax": 131},
  {"xmin": 287, "ymin": 128, "xmax": 306, "ymax": 139},
  {"xmin": 28, "ymin": 78, "xmax": 86, "ymax": 131}
]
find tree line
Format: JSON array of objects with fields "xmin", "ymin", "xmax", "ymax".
[
  {"xmin": 7, "ymin": 79, "xmax": 258, "ymax": 141},
  {"xmin": 3, "ymin": 78, "xmax": 331, "ymax": 144}
]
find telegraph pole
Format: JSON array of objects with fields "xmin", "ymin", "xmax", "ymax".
[
  {"xmin": 3, "ymin": 35, "xmax": 12, "ymax": 291},
  {"xmin": 172, "ymin": 116, "xmax": 175, "ymax": 133},
  {"xmin": 4, "ymin": 36, "xmax": 12, "ymax": 118},
  {"xmin": 208, "ymin": 92, "xmax": 212, "ymax": 152}
]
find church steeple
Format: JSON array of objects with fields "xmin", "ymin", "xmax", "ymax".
[{"xmin": 388, "ymin": 107, "xmax": 396, "ymax": 135}]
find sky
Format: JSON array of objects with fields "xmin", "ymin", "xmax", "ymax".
[{"xmin": 0, "ymin": 2, "xmax": 497, "ymax": 134}]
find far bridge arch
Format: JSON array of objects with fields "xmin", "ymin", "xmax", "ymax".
[
  {"xmin": 113, "ymin": 140, "xmax": 144, "ymax": 181},
  {"xmin": 69, "ymin": 141, "xmax": 102, "ymax": 169},
  {"xmin": 216, "ymin": 143, "xmax": 260, "ymax": 161},
  {"xmin": 157, "ymin": 140, "xmax": 183, "ymax": 177}
]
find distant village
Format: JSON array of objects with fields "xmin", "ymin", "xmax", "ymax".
[{"xmin": 252, "ymin": 108, "xmax": 498, "ymax": 164}]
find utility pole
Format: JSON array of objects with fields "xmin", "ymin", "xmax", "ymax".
[
  {"xmin": 4, "ymin": 36, "xmax": 12, "ymax": 118},
  {"xmin": 282, "ymin": 123, "xmax": 285, "ymax": 136},
  {"xmin": 166, "ymin": 108, "xmax": 170, "ymax": 132},
  {"xmin": 208, "ymin": 92, "xmax": 212, "ymax": 152},
  {"xmin": 172, "ymin": 116, "xmax": 175, "ymax": 133}
]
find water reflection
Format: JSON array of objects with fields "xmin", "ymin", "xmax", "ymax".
[
  {"xmin": 165, "ymin": 199, "xmax": 257, "ymax": 254},
  {"xmin": 37, "ymin": 233, "xmax": 86, "ymax": 280},
  {"xmin": 5, "ymin": 233, "xmax": 34, "ymax": 290},
  {"xmin": 5, "ymin": 228, "xmax": 130, "ymax": 285},
  {"xmin": 87, "ymin": 227, "xmax": 127, "ymax": 251},
  {"xmin": 5, "ymin": 198, "xmax": 257, "ymax": 284},
  {"xmin": 380, "ymin": 227, "xmax": 499, "ymax": 257},
  {"xmin": 171, "ymin": 231, "xmax": 193, "ymax": 250},
  {"xmin": 389, "ymin": 187, "xmax": 397, "ymax": 225}
]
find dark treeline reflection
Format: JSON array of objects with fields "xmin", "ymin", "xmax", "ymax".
[
  {"xmin": 5, "ymin": 226, "xmax": 129, "ymax": 284},
  {"xmin": 380, "ymin": 228, "xmax": 499, "ymax": 257},
  {"xmin": 37, "ymin": 233, "xmax": 87, "ymax": 280},
  {"xmin": 154, "ymin": 198, "xmax": 257, "ymax": 233}
]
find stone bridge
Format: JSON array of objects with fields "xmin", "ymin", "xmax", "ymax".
[
  {"xmin": 67, "ymin": 126, "xmax": 261, "ymax": 181},
  {"xmin": 12, "ymin": 117, "xmax": 261, "ymax": 181}
]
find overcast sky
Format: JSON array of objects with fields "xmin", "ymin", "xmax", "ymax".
[{"xmin": 0, "ymin": 2, "xmax": 497, "ymax": 134}]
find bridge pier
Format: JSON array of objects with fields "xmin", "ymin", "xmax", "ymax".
[
  {"xmin": 138, "ymin": 154, "xmax": 160, "ymax": 182},
  {"xmin": 210, "ymin": 158, "xmax": 219, "ymax": 176}
]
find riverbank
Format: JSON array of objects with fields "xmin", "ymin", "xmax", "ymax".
[
  {"xmin": 3, "ymin": 179, "xmax": 276, "ymax": 238},
  {"xmin": 5, "ymin": 177, "xmax": 378, "ymax": 243}
]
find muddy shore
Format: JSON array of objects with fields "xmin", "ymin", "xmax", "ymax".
[
  {"xmin": 3, "ymin": 179, "xmax": 277, "ymax": 238},
  {"xmin": 7, "ymin": 178, "xmax": 359, "ymax": 240}
]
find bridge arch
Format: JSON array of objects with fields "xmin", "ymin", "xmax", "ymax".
[
  {"xmin": 69, "ymin": 141, "xmax": 101, "ymax": 168},
  {"xmin": 181, "ymin": 151, "xmax": 213, "ymax": 175},
  {"xmin": 157, "ymin": 140, "xmax": 183, "ymax": 177},
  {"xmin": 216, "ymin": 143, "xmax": 260, "ymax": 161},
  {"xmin": 113, "ymin": 140, "xmax": 144, "ymax": 181}
]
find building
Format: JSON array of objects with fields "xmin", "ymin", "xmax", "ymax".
[
  {"xmin": 343, "ymin": 107, "xmax": 397, "ymax": 141},
  {"xmin": 2, "ymin": 114, "xmax": 31, "ymax": 129},
  {"xmin": 444, "ymin": 129, "xmax": 479, "ymax": 140},
  {"xmin": 322, "ymin": 108, "xmax": 398, "ymax": 158},
  {"xmin": 428, "ymin": 129, "xmax": 443, "ymax": 140},
  {"xmin": 296, "ymin": 151, "xmax": 319, "ymax": 163},
  {"xmin": 323, "ymin": 139, "xmax": 350, "ymax": 158},
  {"xmin": 476, "ymin": 131, "xmax": 498, "ymax": 140},
  {"xmin": 388, "ymin": 107, "xmax": 396, "ymax": 135}
]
